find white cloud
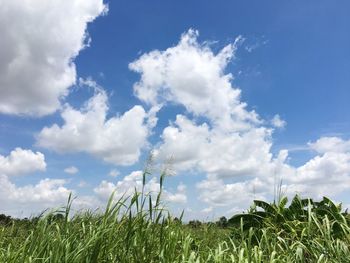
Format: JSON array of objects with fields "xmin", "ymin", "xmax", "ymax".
[
  {"xmin": 0, "ymin": 148, "xmax": 75, "ymax": 217},
  {"xmin": 309, "ymin": 137, "xmax": 350, "ymax": 154},
  {"xmin": 155, "ymin": 115, "xmax": 280, "ymax": 178},
  {"xmin": 131, "ymin": 30, "xmax": 282, "ymax": 181},
  {"xmin": 284, "ymin": 151, "xmax": 350, "ymax": 199},
  {"xmin": 130, "ymin": 29, "xmax": 259, "ymax": 131},
  {"xmin": 0, "ymin": 176, "xmax": 70, "ymax": 205},
  {"xmin": 196, "ymin": 138, "xmax": 350, "ymax": 209},
  {"xmin": 94, "ymin": 170, "xmax": 187, "ymax": 204},
  {"xmin": 244, "ymin": 37, "xmax": 268, "ymax": 53},
  {"xmin": 0, "ymin": 148, "xmax": 46, "ymax": 176},
  {"xmin": 0, "ymin": 175, "xmax": 102, "ymax": 217},
  {"xmin": 129, "ymin": 29, "xmax": 292, "ymax": 211},
  {"xmin": 265, "ymin": 137, "xmax": 350, "ymax": 200},
  {"xmin": 271, "ymin": 114, "xmax": 286, "ymax": 128},
  {"xmin": 37, "ymin": 89, "xmax": 150, "ymax": 165},
  {"xmin": 108, "ymin": 169, "xmax": 120, "ymax": 177},
  {"xmin": 197, "ymin": 176, "xmax": 268, "ymax": 207},
  {"xmin": 0, "ymin": 0, "xmax": 107, "ymax": 116},
  {"xmin": 164, "ymin": 183, "xmax": 187, "ymax": 203},
  {"xmin": 130, "ymin": 30, "xmax": 350, "ymax": 211},
  {"xmin": 3, "ymin": 24, "xmax": 350, "ymax": 218},
  {"xmin": 64, "ymin": 166, "xmax": 79, "ymax": 174},
  {"xmin": 201, "ymin": 207, "xmax": 213, "ymax": 214}
]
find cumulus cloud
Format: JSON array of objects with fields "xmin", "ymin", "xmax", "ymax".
[
  {"xmin": 284, "ymin": 138, "xmax": 350, "ymax": 198},
  {"xmin": 64, "ymin": 166, "xmax": 79, "ymax": 174},
  {"xmin": 0, "ymin": 0, "xmax": 107, "ymax": 116},
  {"xmin": 309, "ymin": 137, "xmax": 350, "ymax": 154},
  {"xmin": 165, "ymin": 183, "xmax": 187, "ymax": 204},
  {"xmin": 0, "ymin": 147, "xmax": 75, "ymax": 216},
  {"xmin": 37, "ymin": 89, "xmax": 150, "ymax": 165},
  {"xmin": 0, "ymin": 176, "xmax": 70, "ymax": 205},
  {"xmin": 271, "ymin": 114, "xmax": 286, "ymax": 128},
  {"xmin": 0, "ymin": 174, "xmax": 102, "ymax": 217},
  {"xmin": 155, "ymin": 115, "xmax": 281, "ymax": 178},
  {"xmin": 197, "ymin": 137, "xmax": 350, "ymax": 209},
  {"xmin": 197, "ymin": 176, "xmax": 268, "ymax": 207},
  {"xmin": 0, "ymin": 148, "xmax": 46, "ymax": 176},
  {"xmin": 131, "ymin": 30, "xmax": 288, "ymax": 181},
  {"xmin": 3, "ymin": 24, "xmax": 349, "ymax": 218},
  {"xmin": 130, "ymin": 29, "xmax": 259, "ymax": 131},
  {"xmin": 94, "ymin": 170, "xmax": 187, "ymax": 204},
  {"xmin": 131, "ymin": 30, "xmax": 350, "ymax": 211},
  {"xmin": 129, "ymin": 29, "xmax": 291, "ymax": 210}
]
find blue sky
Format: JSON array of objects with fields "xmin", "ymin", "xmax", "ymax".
[{"xmin": 1, "ymin": 0, "xmax": 350, "ymax": 220}]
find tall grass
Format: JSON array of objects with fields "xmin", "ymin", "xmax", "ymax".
[{"xmin": 1, "ymin": 170, "xmax": 350, "ymax": 262}]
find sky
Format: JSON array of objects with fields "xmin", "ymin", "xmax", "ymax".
[{"xmin": 0, "ymin": 0, "xmax": 350, "ymax": 220}]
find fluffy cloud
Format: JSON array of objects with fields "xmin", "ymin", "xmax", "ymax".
[
  {"xmin": 271, "ymin": 114, "xmax": 286, "ymax": 128},
  {"xmin": 197, "ymin": 137, "xmax": 350, "ymax": 209},
  {"xmin": 129, "ymin": 29, "xmax": 289, "ymax": 210},
  {"xmin": 309, "ymin": 137, "xmax": 350, "ymax": 154},
  {"xmin": 3, "ymin": 24, "xmax": 350, "ymax": 218},
  {"xmin": 131, "ymin": 30, "xmax": 285, "ymax": 179},
  {"xmin": 197, "ymin": 176, "xmax": 268, "ymax": 207},
  {"xmin": 0, "ymin": 0, "xmax": 107, "ymax": 116},
  {"xmin": 37, "ymin": 89, "xmax": 149, "ymax": 165},
  {"xmin": 0, "ymin": 176, "xmax": 70, "ymax": 205},
  {"xmin": 131, "ymin": 30, "xmax": 350, "ymax": 211},
  {"xmin": 0, "ymin": 148, "xmax": 74, "ymax": 216},
  {"xmin": 0, "ymin": 148, "xmax": 46, "ymax": 176},
  {"xmin": 155, "ymin": 115, "xmax": 280, "ymax": 178},
  {"xmin": 130, "ymin": 29, "xmax": 259, "ymax": 131},
  {"xmin": 94, "ymin": 170, "xmax": 187, "ymax": 204},
  {"xmin": 64, "ymin": 166, "xmax": 79, "ymax": 174},
  {"xmin": 0, "ymin": 174, "xmax": 102, "ymax": 217},
  {"xmin": 165, "ymin": 183, "xmax": 187, "ymax": 204},
  {"xmin": 284, "ymin": 138, "xmax": 350, "ymax": 198}
]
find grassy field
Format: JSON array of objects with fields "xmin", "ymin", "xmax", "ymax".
[{"xmin": 1, "ymin": 173, "xmax": 350, "ymax": 262}]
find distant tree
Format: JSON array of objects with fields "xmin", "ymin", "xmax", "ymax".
[
  {"xmin": 188, "ymin": 220, "xmax": 202, "ymax": 228},
  {"xmin": 216, "ymin": 216, "xmax": 228, "ymax": 228},
  {"xmin": 173, "ymin": 217, "xmax": 182, "ymax": 225},
  {"xmin": 47, "ymin": 213, "xmax": 64, "ymax": 224},
  {"xmin": 0, "ymin": 214, "xmax": 12, "ymax": 225}
]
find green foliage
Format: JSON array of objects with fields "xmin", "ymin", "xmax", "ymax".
[
  {"xmin": 1, "ymin": 175, "xmax": 350, "ymax": 262},
  {"xmin": 216, "ymin": 217, "xmax": 228, "ymax": 228},
  {"xmin": 189, "ymin": 220, "xmax": 203, "ymax": 228},
  {"xmin": 228, "ymin": 195, "xmax": 350, "ymax": 262}
]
